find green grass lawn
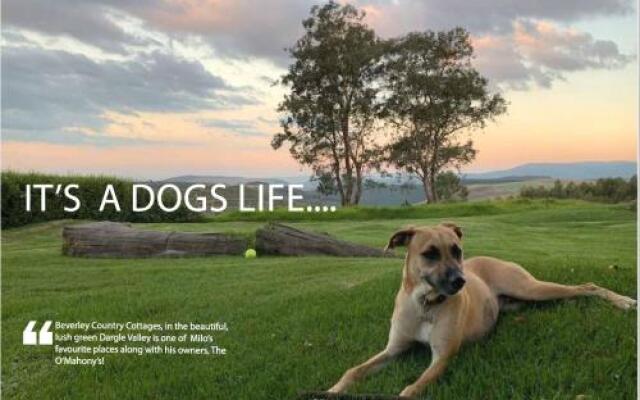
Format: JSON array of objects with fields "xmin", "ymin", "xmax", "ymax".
[{"xmin": 1, "ymin": 200, "xmax": 637, "ymax": 399}]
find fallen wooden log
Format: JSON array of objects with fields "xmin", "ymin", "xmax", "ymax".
[
  {"xmin": 255, "ymin": 223, "xmax": 385, "ymax": 257},
  {"xmin": 62, "ymin": 221, "xmax": 247, "ymax": 258}
]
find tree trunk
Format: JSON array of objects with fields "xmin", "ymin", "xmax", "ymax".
[
  {"xmin": 62, "ymin": 221, "xmax": 247, "ymax": 258},
  {"xmin": 429, "ymin": 139, "xmax": 440, "ymax": 203},
  {"xmin": 333, "ymin": 160, "xmax": 346, "ymax": 206},
  {"xmin": 422, "ymin": 177, "xmax": 435, "ymax": 203},
  {"xmin": 341, "ymin": 115, "xmax": 354, "ymax": 206},
  {"xmin": 352, "ymin": 163, "xmax": 363, "ymax": 205},
  {"xmin": 419, "ymin": 165, "xmax": 436, "ymax": 204},
  {"xmin": 429, "ymin": 171, "xmax": 439, "ymax": 203},
  {"xmin": 255, "ymin": 223, "xmax": 385, "ymax": 257},
  {"xmin": 329, "ymin": 134, "xmax": 347, "ymax": 206}
]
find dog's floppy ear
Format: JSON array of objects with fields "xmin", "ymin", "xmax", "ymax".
[
  {"xmin": 384, "ymin": 227, "xmax": 416, "ymax": 252},
  {"xmin": 441, "ymin": 222, "xmax": 463, "ymax": 239}
]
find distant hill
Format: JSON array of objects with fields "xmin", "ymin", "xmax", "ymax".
[
  {"xmin": 461, "ymin": 175, "xmax": 550, "ymax": 184},
  {"xmin": 464, "ymin": 161, "xmax": 636, "ymax": 180},
  {"xmin": 159, "ymin": 175, "xmax": 288, "ymax": 185},
  {"xmin": 152, "ymin": 161, "xmax": 636, "ymax": 208}
]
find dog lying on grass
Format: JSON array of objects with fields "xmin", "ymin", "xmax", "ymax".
[{"xmin": 328, "ymin": 223, "xmax": 636, "ymax": 398}]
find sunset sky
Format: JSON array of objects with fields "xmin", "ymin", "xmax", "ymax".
[{"xmin": 2, "ymin": 0, "xmax": 637, "ymax": 179}]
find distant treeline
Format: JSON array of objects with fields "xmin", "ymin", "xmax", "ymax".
[
  {"xmin": 1, "ymin": 172, "xmax": 202, "ymax": 229},
  {"xmin": 520, "ymin": 176, "xmax": 637, "ymax": 203}
]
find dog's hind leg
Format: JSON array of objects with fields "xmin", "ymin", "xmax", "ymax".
[{"xmin": 493, "ymin": 262, "xmax": 636, "ymax": 310}]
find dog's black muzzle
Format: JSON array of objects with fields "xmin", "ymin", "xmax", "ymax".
[
  {"xmin": 421, "ymin": 269, "xmax": 466, "ymax": 296},
  {"xmin": 443, "ymin": 269, "xmax": 465, "ymax": 295}
]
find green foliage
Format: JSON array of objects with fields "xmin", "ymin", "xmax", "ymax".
[
  {"xmin": 1, "ymin": 171, "xmax": 202, "ymax": 228},
  {"xmin": 312, "ymin": 172, "xmax": 339, "ymax": 196},
  {"xmin": 381, "ymin": 29, "xmax": 507, "ymax": 202},
  {"xmin": 435, "ymin": 171, "xmax": 468, "ymax": 201},
  {"xmin": 273, "ymin": 1, "xmax": 383, "ymax": 206},
  {"xmin": 274, "ymin": 4, "xmax": 507, "ymax": 206},
  {"xmin": 2, "ymin": 201, "xmax": 636, "ymax": 399},
  {"xmin": 520, "ymin": 176, "xmax": 637, "ymax": 203}
]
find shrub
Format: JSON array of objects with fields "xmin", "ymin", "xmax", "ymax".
[
  {"xmin": 1, "ymin": 171, "xmax": 202, "ymax": 229},
  {"xmin": 520, "ymin": 176, "xmax": 637, "ymax": 204},
  {"xmin": 435, "ymin": 171, "xmax": 468, "ymax": 202}
]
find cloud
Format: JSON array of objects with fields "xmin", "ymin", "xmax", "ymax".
[
  {"xmin": 1, "ymin": 0, "xmax": 157, "ymax": 54},
  {"xmin": 139, "ymin": 0, "xmax": 314, "ymax": 63},
  {"xmin": 472, "ymin": 36, "xmax": 538, "ymax": 90},
  {"xmin": 5, "ymin": 0, "xmax": 633, "ymax": 61},
  {"xmin": 473, "ymin": 19, "xmax": 632, "ymax": 89},
  {"xmin": 138, "ymin": 0, "xmax": 634, "ymax": 64},
  {"xmin": 1, "ymin": 45, "xmax": 255, "ymax": 145},
  {"xmin": 514, "ymin": 20, "xmax": 631, "ymax": 71},
  {"xmin": 2, "ymin": 0, "xmax": 312, "ymax": 64},
  {"xmin": 1, "ymin": 127, "xmax": 160, "ymax": 147},
  {"xmin": 1, "ymin": 0, "xmax": 635, "ymax": 148},
  {"xmin": 197, "ymin": 118, "xmax": 269, "ymax": 137},
  {"xmin": 142, "ymin": 0, "xmax": 634, "ymax": 87},
  {"xmin": 358, "ymin": 0, "xmax": 634, "ymax": 88},
  {"xmin": 359, "ymin": 0, "xmax": 634, "ymax": 36}
]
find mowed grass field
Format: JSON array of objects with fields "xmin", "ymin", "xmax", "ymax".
[{"xmin": 1, "ymin": 200, "xmax": 637, "ymax": 399}]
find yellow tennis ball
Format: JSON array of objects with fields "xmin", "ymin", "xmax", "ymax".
[{"xmin": 245, "ymin": 249, "xmax": 257, "ymax": 259}]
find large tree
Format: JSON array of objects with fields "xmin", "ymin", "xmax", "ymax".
[
  {"xmin": 382, "ymin": 28, "xmax": 507, "ymax": 203},
  {"xmin": 272, "ymin": 1, "xmax": 382, "ymax": 206}
]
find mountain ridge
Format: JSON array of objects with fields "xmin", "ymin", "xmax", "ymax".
[
  {"xmin": 159, "ymin": 161, "xmax": 636, "ymax": 185},
  {"xmin": 462, "ymin": 161, "xmax": 636, "ymax": 180}
]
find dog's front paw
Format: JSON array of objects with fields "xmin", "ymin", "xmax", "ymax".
[
  {"xmin": 399, "ymin": 384, "xmax": 419, "ymax": 398},
  {"xmin": 326, "ymin": 384, "xmax": 343, "ymax": 394}
]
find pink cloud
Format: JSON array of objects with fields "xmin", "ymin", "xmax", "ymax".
[
  {"xmin": 513, "ymin": 19, "xmax": 630, "ymax": 72},
  {"xmin": 470, "ymin": 19, "xmax": 631, "ymax": 89},
  {"xmin": 1, "ymin": 140, "xmax": 301, "ymax": 179}
]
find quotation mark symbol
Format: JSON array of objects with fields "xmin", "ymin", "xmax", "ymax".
[{"xmin": 23, "ymin": 320, "xmax": 53, "ymax": 345}]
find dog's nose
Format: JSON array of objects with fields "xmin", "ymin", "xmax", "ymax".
[{"xmin": 451, "ymin": 276, "xmax": 465, "ymax": 291}]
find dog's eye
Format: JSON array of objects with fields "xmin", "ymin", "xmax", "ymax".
[
  {"xmin": 451, "ymin": 244, "xmax": 462, "ymax": 260},
  {"xmin": 422, "ymin": 246, "xmax": 440, "ymax": 261}
]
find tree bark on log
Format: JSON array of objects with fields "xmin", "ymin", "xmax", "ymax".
[
  {"xmin": 62, "ymin": 221, "xmax": 247, "ymax": 258},
  {"xmin": 255, "ymin": 223, "xmax": 385, "ymax": 257}
]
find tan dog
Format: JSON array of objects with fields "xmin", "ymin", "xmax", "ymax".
[{"xmin": 328, "ymin": 223, "xmax": 636, "ymax": 398}]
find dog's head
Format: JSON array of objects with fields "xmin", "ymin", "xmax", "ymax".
[{"xmin": 385, "ymin": 222, "xmax": 465, "ymax": 296}]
